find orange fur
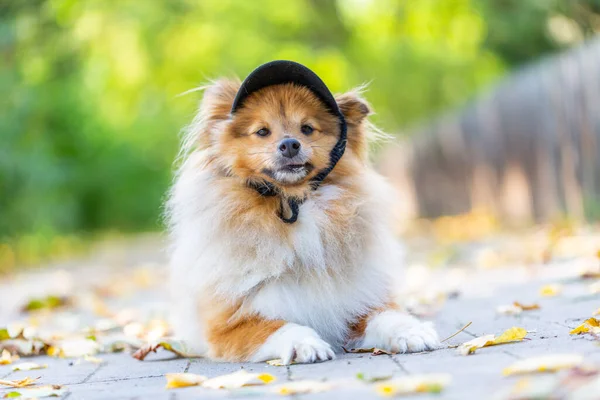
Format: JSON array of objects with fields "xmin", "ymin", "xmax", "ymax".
[
  {"xmin": 174, "ymin": 80, "xmax": 392, "ymax": 361},
  {"xmin": 347, "ymin": 302, "xmax": 401, "ymax": 341},
  {"xmin": 201, "ymin": 297, "xmax": 285, "ymax": 361}
]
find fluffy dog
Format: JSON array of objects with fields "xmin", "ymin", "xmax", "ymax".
[{"xmin": 167, "ymin": 61, "xmax": 440, "ymax": 364}]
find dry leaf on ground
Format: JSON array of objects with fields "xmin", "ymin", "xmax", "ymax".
[
  {"xmin": 356, "ymin": 372, "xmax": 393, "ymax": 383},
  {"xmin": 165, "ymin": 373, "xmax": 207, "ymax": 389},
  {"xmin": 375, "ymin": 374, "xmax": 452, "ymax": 396},
  {"xmin": 570, "ymin": 318, "xmax": 600, "ymax": 335},
  {"xmin": 203, "ymin": 370, "xmax": 275, "ymax": 389},
  {"xmin": 3, "ymin": 384, "xmax": 66, "ymax": 399},
  {"xmin": 458, "ymin": 327, "xmax": 528, "ymax": 355},
  {"xmin": 12, "ymin": 362, "xmax": 47, "ymax": 371},
  {"xmin": 132, "ymin": 339, "xmax": 198, "ymax": 360},
  {"xmin": 20, "ymin": 295, "xmax": 71, "ymax": 313},
  {"xmin": 497, "ymin": 302, "xmax": 541, "ymax": 315},
  {"xmin": 0, "ymin": 339, "xmax": 47, "ymax": 357},
  {"xmin": 47, "ymin": 338, "xmax": 100, "ymax": 358},
  {"xmin": 0, "ymin": 377, "xmax": 40, "ymax": 388},
  {"xmin": 343, "ymin": 347, "xmax": 392, "ymax": 355},
  {"xmin": 513, "ymin": 302, "xmax": 540, "ymax": 311},
  {"xmin": 0, "ymin": 349, "xmax": 14, "ymax": 365},
  {"xmin": 271, "ymin": 380, "xmax": 333, "ymax": 395},
  {"xmin": 266, "ymin": 359, "xmax": 296, "ymax": 366},
  {"xmin": 503, "ymin": 354, "xmax": 585, "ymax": 375},
  {"xmin": 540, "ymin": 284, "xmax": 562, "ymax": 297}
]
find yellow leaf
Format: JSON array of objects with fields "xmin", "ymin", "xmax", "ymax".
[
  {"xmin": 3, "ymin": 384, "xmax": 65, "ymax": 398},
  {"xmin": 497, "ymin": 304, "xmax": 523, "ymax": 315},
  {"xmin": 457, "ymin": 328, "xmax": 527, "ymax": 355},
  {"xmin": 0, "ymin": 349, "xmax": 13, "ymax": 365},
  {"xmin": 47, "ymin": 339, "xmax": 99, "ymax": 358},
  {"xmin": 458, "ymin": 335, "xmax": 495, "ymax": 355},
  {"xmin": 570, "ymin": 318, "xmax": 600, "ymax": 335},
  {"xmin": 266, "ymin": 359, "xmax": 287, "ymax": 366},
  {"xmin": 203, "ymin": 370, "xmax": 275, "ymax": 389},
  {"xmin": 494, "ymin": 327, "xmax": 528, "ymax": 344},
  {"xmin": 271, "ymin": 380, "xmax": 332, "ymax": 395},
  {"xmin": 513, "ymin": 302, "xmax": 540, "ymax": 311},
  {"xmin": 0, "ymin": 377, "xmax": 39, "ymax": 388},
  {"xmin": 540, "ymin": 284, "xmax": 562, "ymax": 297},
  {"xmin": 375, "ymin": 374, "xmax": 451, "ymax": 396},
  {"xmin": 165, "ymin": 373, "xmax": 206, "ymax": 389},
  {"xmin": 12, "ymin": 362, "xmax": 47, "ymax": 371},
  {"xmin": 83, "ymin": 355, "xmax": 103, "ymax": 364},
  {"xmin": 503, "ymin": 354, "xmax": 584, "ymax": 375}
]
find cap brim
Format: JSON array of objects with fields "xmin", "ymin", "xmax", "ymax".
[{"xmin": 231, "ymin": 60, "xmax": 340, "ymax": 115}]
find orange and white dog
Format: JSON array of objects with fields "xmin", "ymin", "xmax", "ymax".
[{"xmin": 167, "ymin": 61, "xmax": 439, "ymax": 364}]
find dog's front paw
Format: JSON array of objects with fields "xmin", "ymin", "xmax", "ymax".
[
  {"xmin": 362, "ymin": 311, "xmax": 440, "ymax": 353},
  {"xmin": 251, "ymin": 323, "xmax": 335, "ymax": 364}
]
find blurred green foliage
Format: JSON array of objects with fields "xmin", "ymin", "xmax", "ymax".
[{"xmin": 0, "ymin": 0, "xmax": 598, "ymax": 258}]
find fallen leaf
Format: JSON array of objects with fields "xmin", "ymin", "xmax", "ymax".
[
  {"xmin": 83, "ymin": 355, "xmax": 103, "ymax": 364},
  {"xmin": 132, "ymin": 339, "xmax": 199, "ymax": 360},
  {"xmin": 570, "ymin": 318, "xmax": 600, "ymax": 335},
  {"xmin": 47, "ymin": 338, "xmax": 99, "ymax": 358},
  {"xmin": 580, "ymin": 261, "xmax": 600, "ymax": 279},
  {"xmin": 356, "ymin": 372, "xmax": 393, "ymax": 383},
  {"xmin": 20, "ymin": 296, "xmax": 70, "ymax": 313},
  {"xmin": 203, "ymin": 370, "xmax": 275, "ymax": 389},
  {"xmin": 271, "ymin": 380, "xmax": 333, "ymax": 395},
  {"xmin": 540, "ymin": 284, "xmax": 562, "ymax": 297},
  {"xmin": 594, "ymin": 308, "xmax": 600, "ymax": 317},
  {"xmin": 0, "ymin": 377, "xmax": 40, "ymax": 388},
  {"xmin": 3, "ymin": 385, "xmax": 66, "ymax": 399},
  {"xmin": 458, "ymin": 327, "xmax": 528, "ymax": 355},
  {"xmin": 12, "ymin": 363, "xmax": 47, "ymax": 371},
  {"xmin": 3, "ymin": 392, "xmax": 21, "ymax": 398},
  {"xmin": 0, "ymin": 349, "xmax": 13, "ymax": 365},
  {"xmin": 343, "ymin": 347, "xmax": 392, "ymax": 355},
  {"xmin": 0, "ymin": 329, "xmax": 9, "ymax": 341},
  {"xmin": 497, "ymin": 304, "xmax": 523, "ymax": 315},
  {"xmin": 0, "ymin": 340, "xmax": 47, "ymax": 357},
  {"xmin": 495, "ymin": 376, "xmax": 560, "ymax": 400},
  {"xmin": 266, "ymin": 359, "xmax": 295, "ymax": 366},
  {"xmin": 503, "ymin": 354, "xmax": 584, "ymax": 375},
  {"xmin": 165, "ymin": 373, "xmax": 206, "ymax": 389},
  {"xmin": 513, "ymin": 302, "xmax": 540, "ymax": 311},
  {"xmin": 375, "ymin": 374, "xmax": 451, "ymax": 396}
]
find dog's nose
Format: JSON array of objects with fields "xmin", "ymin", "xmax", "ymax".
[{"xmin": 278, "ymin": 138, "xmax": 301, "ymax": 158}]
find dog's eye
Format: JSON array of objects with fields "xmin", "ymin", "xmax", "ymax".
[
  {"xmin": 301, "ymin": 125, "xmax": 314, "ymax": 135},
  {"xmin": 256, "ymin": 128, "xmax": 270, "ymax": 137}
]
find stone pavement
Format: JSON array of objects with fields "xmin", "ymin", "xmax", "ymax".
[{"xmin": 0, "ymin": 234, "xmax": 599, "ymax": 399}]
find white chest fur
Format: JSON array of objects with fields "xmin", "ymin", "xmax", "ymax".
[{"xmin": 168, "ymin": 161, "xmax": 402, "ymax": 352}]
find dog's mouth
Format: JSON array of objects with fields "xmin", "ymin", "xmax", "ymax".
[
  {"xmin": 261, "ymin": 163, "xmax": 314, "ymax": 185},
  {"xmin": 280, "ymin": 163, "xmax": 313, "ymax": 173}
]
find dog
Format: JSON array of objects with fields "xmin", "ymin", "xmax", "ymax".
[{"xmin": 167, "ymin": 61, "xmax": 440, "ymax": 364}]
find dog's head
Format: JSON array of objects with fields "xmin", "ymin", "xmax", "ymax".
[{"xmin": 188, "ymin": 79, "xmax": 372, "ymax": 195}]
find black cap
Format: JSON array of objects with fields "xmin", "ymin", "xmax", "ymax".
[{"xmin": 231, "ymin": 60, "xmax": 341, "ymax": 116}]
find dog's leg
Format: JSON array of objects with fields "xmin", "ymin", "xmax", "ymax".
[
  {"xmin": 205, "ymin": 305, "xmax": 334, "ymax": 364},
  {"xmin": 350, "ymin": 308, "xmax": 440, "ymax": 353}
]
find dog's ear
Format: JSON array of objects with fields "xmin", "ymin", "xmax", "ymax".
[
  {"xmin": 187, "ymin": 79, "xmax": 240, "ymax": 150},
  {"xmin": 335, "ymin": 90, "xmax": 371, "ymax": 125},
  {"xmin": 199, "ymin": 78, "xmax": 240, "ymax": 123}
]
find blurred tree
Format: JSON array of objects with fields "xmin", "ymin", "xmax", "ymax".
[{"xmin": 0, "ymin": 0, "xmax": 597, "ymax": 246}]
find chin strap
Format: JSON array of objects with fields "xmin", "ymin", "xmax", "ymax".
[{"xmin": 248, "ymin": 114, "xmax": 347, "ymax": 224}]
